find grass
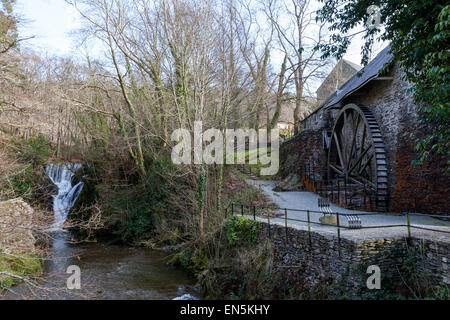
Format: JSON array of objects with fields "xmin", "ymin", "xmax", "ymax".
[
  {"xmin": 0, "ymin": 252, "xmax": 43, "ymax": 291},
  {"xmin": 234, "ymin": 147, "xmax": 278, "ymax": 180}
]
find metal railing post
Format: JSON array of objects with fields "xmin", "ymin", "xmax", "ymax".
[
  {"xmin": 344, "ymin": 178, "xmax": 348, "ymax": 206},
  {"xmin": 349, "ymin": 184, "xmax": 353, "ymax": 208},
  {"xmin": 363, "ymin": 185, "xmax": 367, "ymax": 209},
  {"xmin": 312, "ymin": 162, "xmax": 316, "ymax": 192},
  {"xmin": 253, "ymin": 206, "xmax": 256, "ymax": 221},
  {"xmin": 336, "ymin": 212, "xmax": 341, "ymax": 258},
  {"xmin": 232, "ymin": 203, "xmax": 234, "ymax": 216},
  {"xmin": 407, "ymin": 213, "xmax": 411, "ymax": 238},
  {"xmin": 241, "ymin": 204, "xmax": 244, "ymax": 216},
  {"xmin": 330, "ymin": 180, "xmax": 333, "ymax": 203},
  {"xmin": 307, "ymin": 210, "xmax": 312, "ymax": 248},
  {"xmin": 337, "ymin": 179, "xmax": 340, "ymax": 205},
  {"xmin": 284, "ymin": 208, "xmax": 288, "ymax": 244},
  {"xmin": 268, "ymin": 214, "xmax": 271, "ymax": 238}
]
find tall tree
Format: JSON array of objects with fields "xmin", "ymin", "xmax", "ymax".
[{"xmin": 263, "ymin": 0, "xmax": 329, "ymax": 134}]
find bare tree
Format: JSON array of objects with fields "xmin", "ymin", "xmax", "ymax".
[{"xmin": 263, "ymin": 0, "xmax": 329, "ymax": 133}]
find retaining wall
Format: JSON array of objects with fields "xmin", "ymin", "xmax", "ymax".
[{"xmin": 260, "ymin": 221, "xmax": 450, "ymax": 294}]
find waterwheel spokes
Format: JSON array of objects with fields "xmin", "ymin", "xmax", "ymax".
[
  {"xmin": 327, "ymin": 104, "xmax": 388, "ymax": 211},
  {"xmin": 333, "ymin": 131, "xmax": 345, "ymax": 170}
]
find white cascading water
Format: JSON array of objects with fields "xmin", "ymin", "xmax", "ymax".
[{"xmin": 45, "ymin": 163, "xmax": 84, "ymax": 230}]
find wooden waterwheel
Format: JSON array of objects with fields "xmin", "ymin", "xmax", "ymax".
[{"xmin": 327, "ymin": 104, "xmax": 388, "ymax": 211}]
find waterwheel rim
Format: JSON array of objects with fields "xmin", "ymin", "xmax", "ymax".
[{"xmin": 327, "ymin": 104, "xmax": 388, "ymax": 211}]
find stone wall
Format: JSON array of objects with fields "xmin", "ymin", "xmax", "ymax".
[
  {"xmin": 0, "ymin": 198, "xmax": 36, "ymax": 253},
  {"xmin": 280, "ymin": 130, "xmax": 326, "ymax": 182},
  {"xmin": 260, "ymin": 221, "xmax": 450, "ymax": 294},
  {"xmin": 390, "ymin": 127, "xmax": 449, "ymax": 215}
]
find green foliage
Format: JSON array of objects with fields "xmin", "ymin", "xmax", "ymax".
[
  {"xmin": 0, "ymin": 135, "xmax": 52, "ymax": 201},
  {"xmin": 225, "ymin": 216, "xmax": 260, "ymax": 247},
  {"xmin": 0, "ymin": 0, "xmax": 17, "ymax": 54},
  {"xmin": 0, "ymin": 252, "xmax": 42, "ymax": 291},
  {"xmin": 316, "ymin": 0, "xmax": 450, "ymax": 171},
  {"xmin": 1, "ymin": 0, "xmax": 15, "ymax": 14},
  {"xmin": 104, "ymin": 177, "xmax": 168, "ymax": 241},
  {"xmin": 16, "ymin": 134, "xmax": 51, "ymax": 167},
  {"xmin": 74, "ymin": 156, "xmax": 175, "ymax": 242},
  {"xmin": 168, "ymin": 246, "xmax": 208, "ymax": 275},
  {"xmin": 8, "ymin": 164, "xmax": 33, "ymax": 199}
]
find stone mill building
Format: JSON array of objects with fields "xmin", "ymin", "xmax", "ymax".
[{"xmin": 280, "ymin": 45, "xmax": 449, "ymax": 215}]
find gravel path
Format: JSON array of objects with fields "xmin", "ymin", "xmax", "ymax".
[{"xmin": 245, "ymin": 179, "xmax": 450, "ymax": 242}]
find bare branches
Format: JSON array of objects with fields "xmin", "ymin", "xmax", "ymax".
[{"xmin": 262, "ymin": 0, "xmax": 330, "ymax": 132}]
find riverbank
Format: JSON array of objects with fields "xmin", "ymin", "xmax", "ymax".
[
  {"xmin": 0, "ymin": 134, "xmax": 201, "ymax": 299},
  {"xmin": 2, "ymin": 232, "xmax": 199, "ymax": 300},
  {"xmin": 0, "ymin": 134, "xmax": 55, "ymax": 293}
]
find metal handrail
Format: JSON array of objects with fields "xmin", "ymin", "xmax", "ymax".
[
  {"xmin": 233, "ymin": 203, "xmax": 450, "ymax": 219},
  {"xmin": 228, "ymin": 203, "xmax": 450, "ymax": 236}
]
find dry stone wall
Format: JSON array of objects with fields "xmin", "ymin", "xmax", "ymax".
[{"xmin": 260, "ymin": 221, "xmax": 450, "ymax": 293}]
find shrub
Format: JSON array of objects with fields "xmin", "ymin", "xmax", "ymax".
[{"xmin": 225, "ymin": 216, "xmax": 260, "ymax": 247}]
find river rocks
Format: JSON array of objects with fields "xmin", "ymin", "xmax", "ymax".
[
  {"xmin": 273, "ymin": 173, "xmax": 304, "ymax": 192},
  {"xmin": 0, "ymin": 198, "xmax": 36, "ymax": 253}
]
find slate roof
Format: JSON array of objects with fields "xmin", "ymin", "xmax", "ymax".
[
  {"xmin": 303, "ymin": 45, "xmax": 394, "ymax": 123},
  {"xmin": 323, "ymin": 45, "xmax": 394, "ymax": 108}
]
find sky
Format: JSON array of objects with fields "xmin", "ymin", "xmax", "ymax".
[
  {"xmin": 15, "ymin": 0, "xmax": 386, "ymax": 92},
  {"xmin": 16, "ymin": 0, "xmax": 81, "ymax": 56}
]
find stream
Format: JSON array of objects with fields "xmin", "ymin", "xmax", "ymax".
[{"xmin": 2, "ymin": 163, "xmax": 198, "ymax": 300}]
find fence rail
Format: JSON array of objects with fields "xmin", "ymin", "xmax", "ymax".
[{"xmin": 225, "ymin": 203, "xmax": 450, "ymax": 256}]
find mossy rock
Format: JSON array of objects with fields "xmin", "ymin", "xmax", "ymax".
[{"xmin": 0, "ymin": 252, "xmax": 43, "ymax": 291}]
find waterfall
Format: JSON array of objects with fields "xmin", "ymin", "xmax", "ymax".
[{"xmin": 46, "ymin": 163, "xmax": 84, "ymax": 230}]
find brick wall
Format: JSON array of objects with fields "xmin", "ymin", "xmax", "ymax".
[
  {"xmin": 280, "ymin": 130, "xmax": 327, "ymax": 181},
  {"xmin": 390, "ymin": 127, "xmax": 449, "ymax": 215}
]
